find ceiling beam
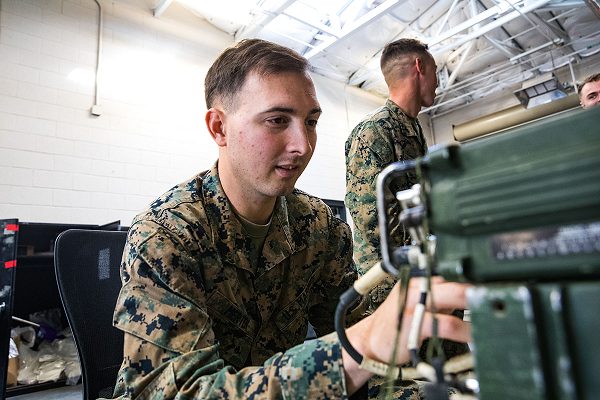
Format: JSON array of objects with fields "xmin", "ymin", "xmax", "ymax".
[
  {"xmin": 509, "ymin": 39, "xmax": 563, "ymax": 64},
  {"xmin": 527, "ymin": 12, "xmax": 569, "ymax": 41},
  {"xmin": 431, "ymin": 0, "xmax": 553, "ymax": 56},
  {"xmin": 304, "ymin": 0, "xmax": 405, "ymax": 60},
  {"xmin": 584, "ymin": 0, "xmax": 600, "ymax": 18},
  {"xmin": 433, "ymin": 0, "xmax": 480, "ymax": 111},
  {"xmin": 344, "ymin": 0, "xmax": 439, "ymax": 86},
  {"xmin": 427, "ymin": 33, "xmax": 600, "ymax": 111},
  {"xmin": 235, "ymin": 0, "xmax": 297, "ymax": 40},
  {"xmin": 281, "ymin": 11, "xmax": 340, "ymax": 38},
  {"xmin": 153, "ymin": 0, "xmax": 174, "ymax": 17},
  {"xmin": 482, "ymin": 35, "xmax": 520, "ymax": 58},
  {"xmin": 426, "ymin": 0, "xmax": 522, "ymax": 47},
  {"xmin": 436, "ymin": 0, "xmax": 461, "ymax": 36},
  {"xmin": 386, "ymin": 12, "xmax": 426, "ymax": 41}
]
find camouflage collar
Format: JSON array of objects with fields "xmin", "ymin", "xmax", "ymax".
[
  {"xmin": 385, "ymin": 99, "xmax": 418, "ymax": 124},
  {"xmin": 201, "ymin": 163, "xmax": 301, "ymax": 275},
  {"xmin": 386, "ymin": 98, "xmax": 425, "ymax": 147}
]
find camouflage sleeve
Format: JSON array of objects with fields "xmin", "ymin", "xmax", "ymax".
[
  {"xmin": 307, "ymin": 206, "xmax": 367, "ymax": 334},
  {"xmin": 345, "ymin": 122, "xmax": 405, "ymax": 310},
  {"xmin": 345, "ymin": 122, "xmax": 392, "ymax": 273},
  {"xmin": 110, "ymin": 220, "xmax": 351, "ymax": 400}
]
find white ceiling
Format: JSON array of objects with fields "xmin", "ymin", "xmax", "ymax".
[{"xmin": 152, "ymin": 0, "xmax": 600, "ymax": 116}]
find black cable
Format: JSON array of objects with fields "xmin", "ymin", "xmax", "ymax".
[
  {"xmin": 432, "ymin": 356, "xmax": 445, "ymax": 383},
  {"xmin": 335, "ymin": 287, "xmax": 362, "ymax": 364},
  {"xmin": 410, "ymin": 349, "xmax": 419, "ymax": 367}
]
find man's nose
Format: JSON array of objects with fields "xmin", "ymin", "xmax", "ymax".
[{"xmin": 288, "ymin": 123, "xmax": 313, "ymax": 155}]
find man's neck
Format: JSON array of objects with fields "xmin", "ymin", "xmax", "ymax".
[
  {"xmin": 231, "ymin": 196, "xmax": 275, "ymax": 225},
  {"xmin": 388, "ymin": 76, "xmax": 422, "ymax": 118},
  {"xmin": 388, "ymin": 92, "xmax": 421, "ymax": 119},
  {"xmin": 217, "ymin": 163, "xmax": 276, "ymax": 225}
]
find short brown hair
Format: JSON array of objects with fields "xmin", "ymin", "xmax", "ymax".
[
  {"xmin": 578, "ymin": 72, "xmax": 600, "ymax": 95},
  {"xmin": 205, "ymin": 39, "xmax": 309, "ymax": 110},
  {"xmin": 380, "ymin": 38, "xmax": 432, "ymax": 84}
]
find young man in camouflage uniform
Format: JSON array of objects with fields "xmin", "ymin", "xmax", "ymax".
[
  {"xmin": 345, "ymin": 39, "xmax": 436, "ymax": 310},
  {"xmin": 109, "ymin": 39, "xmax": 470, "ymax": 399}
]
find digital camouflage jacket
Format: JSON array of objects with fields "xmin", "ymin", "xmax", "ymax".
[
  {"xmin": 345, "ymin": 99, "xmax": 427, "ymax": 308},
  {"xmin": 109, "ymin": 163, "xmax": 363, "ymax": 399}
]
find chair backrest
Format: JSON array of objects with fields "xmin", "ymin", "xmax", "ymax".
[{"xmin": 54, "ymin": 229, "xmax": 127, "ymax": 400}]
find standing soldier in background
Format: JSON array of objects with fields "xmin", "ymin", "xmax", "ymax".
[
  {"xmin": 345, "ymin": 39, "xmax": 469, "ymax": 395},
  {"xmin": 345, "ymin": 38, "xmax": 436, "ymax": 310}
]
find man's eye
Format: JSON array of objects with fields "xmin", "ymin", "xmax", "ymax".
[
  {"xmin": 307, "ymin": 119, "xmax": 319, "ymax": 127},
  {"xmin": 267, "ymin": 117, "xmax": 287, "ymax": 125}
]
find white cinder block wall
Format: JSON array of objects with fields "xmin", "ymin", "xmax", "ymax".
[{"xmin": 0, "ymin": 0, "xmax": 385, "ymax": 226}]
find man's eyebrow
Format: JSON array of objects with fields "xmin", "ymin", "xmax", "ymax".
[{"xmin": 262, "ymin": 106, "xmax": 322, "ymax": 115}]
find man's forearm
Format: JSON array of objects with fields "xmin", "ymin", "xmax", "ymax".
[
  {"xmin": 341, "ymin": 318, "xmax": 376, "ymax": 395},
  {"xmin": 340, "ymin": 280, "xmax": 473, "ymax": 396}
]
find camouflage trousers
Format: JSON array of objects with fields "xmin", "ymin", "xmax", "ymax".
[
  {"xmin": 368, "ymin": 377, "xmax": 423, "ymax": 399},
  {"xmin": 368, "ymin": 377, "xmax": 465, "ymax": 399}
]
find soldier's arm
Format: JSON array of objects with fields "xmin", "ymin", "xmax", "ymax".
[
  {"xmin": 341, "ymin": 279, "xmax": 472, "ymax": 394},
  {"xmin": 345, "ymin": 123, "xmax": 394, "ymax": 271},
  {"xmin": 115, "ymin": 327, "xmax": 349, "ymax": 399},
  {"xmin": 111, "ymin": 220, "xmax": 353, "ymax": 399},
  {"xmin": 307, "ymin": 204, "xmax": 368, "ymax": 335}
]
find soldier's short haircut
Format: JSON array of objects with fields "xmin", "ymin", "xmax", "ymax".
[
  {"xmin": 577, "ymin": 72, "xmax": 600, "ymax": 95},
  {"xmin": 380, "ymin": 38, "xmax": 432, "ymax": 85},
  {"xmin": 205, "ymin": 39, "xmax": 309, "ymax": 110}
]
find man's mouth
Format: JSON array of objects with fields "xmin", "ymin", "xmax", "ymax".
[
  {"xmin": 275, "ymin": 163, "xmax": 302, "ymax": 177},
  {"xmin": 277, "ymin": 165, "xmax": 297, "ymax": 170}
]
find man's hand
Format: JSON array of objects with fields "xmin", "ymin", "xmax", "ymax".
[{"xmin": 342, "ymin": 278, "xmax": 472, "ymax": 394}]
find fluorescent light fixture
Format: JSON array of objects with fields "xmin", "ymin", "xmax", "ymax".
[{"xmin": 514, "ymin": 72, "xmax": 567, "ymax": 109}]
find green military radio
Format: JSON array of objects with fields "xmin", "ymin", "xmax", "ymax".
[
  {"xmin": 423, "ymin": 105, "xmax": 600, "ymax": 399},
  {"xmin": 335, "ymin": 106, "xmax": 600, "ymax": 399}
]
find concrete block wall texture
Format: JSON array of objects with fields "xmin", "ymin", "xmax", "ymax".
[{"xmin": 0, "ymin": 0, "xmax": 384, "ymax": 226}]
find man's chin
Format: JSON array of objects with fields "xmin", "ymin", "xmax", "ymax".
[
  {"xmin": 279, "ymin": 186, "xmax": 296, "ymax": 197},
  {"xmin": 271, "ymin": 184, "xmax": 297, "ymax": 198}
]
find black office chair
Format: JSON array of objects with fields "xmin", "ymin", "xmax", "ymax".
[{"xmin": 54, "ymin": 229, "xmax": 127, "ymax": 400}]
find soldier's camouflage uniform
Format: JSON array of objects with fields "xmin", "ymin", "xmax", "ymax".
[
  {"xmin": 108, "ymin": 163, "xmax": 418, "ymax": 399},
  {"xmin": 345, "ymin": 100, "xmax": 470, "ymax": 378},
  {"xmin": 345, "ymin": 99, "xmax": 427, "ymax": 309}
]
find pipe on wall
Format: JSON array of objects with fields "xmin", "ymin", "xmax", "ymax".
[
  {"xmin": 453, "ymin": 94, "xmax": 580, "ymax": 141},
  {"xmin": 91, "ymin": 0, "xmax": 103, "ymax": 116}
]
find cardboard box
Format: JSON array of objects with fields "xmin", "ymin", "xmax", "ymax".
[
  {"xmin": 7, "ymin": 356, "xmax": 19, "ymax": 387},
  {"xmin": 7, "ymin": 336, "xmax": 20, "ymax": 387}
]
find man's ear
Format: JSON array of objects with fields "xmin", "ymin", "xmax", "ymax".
[
  {"xmin": 206, "ymin": 107, "xmax": 227, "ymax": 146},
  {"xmin": 415, "ymin": 57, "xmax": 425, "ymax": 75}
]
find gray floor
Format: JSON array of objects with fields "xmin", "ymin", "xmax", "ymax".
[{"xmin": 9, "ymin": 384, "xmax": 82, "ymax": 400}]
